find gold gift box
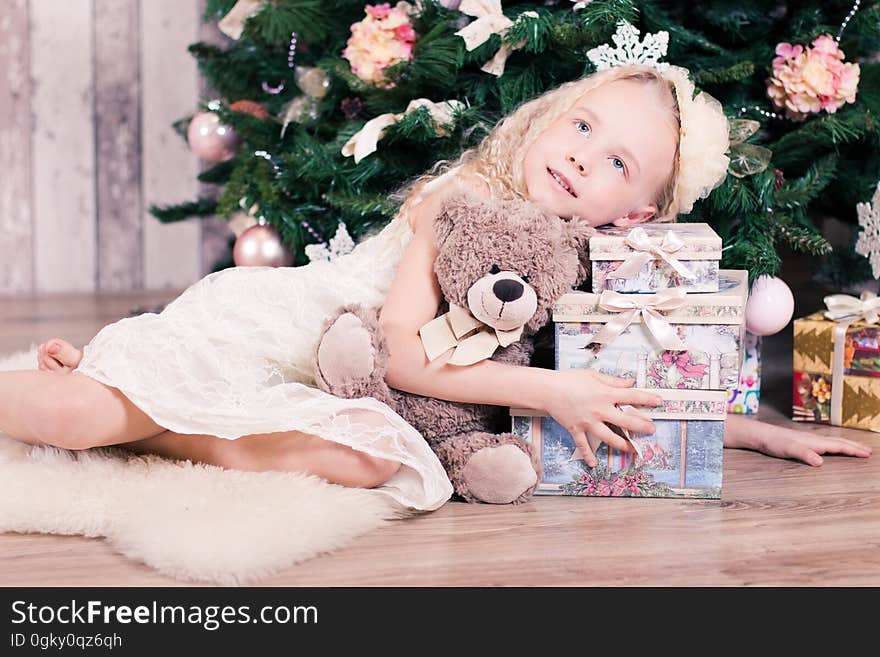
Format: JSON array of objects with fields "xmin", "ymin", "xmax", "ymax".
[{"xmin": 792, "ymin": 311, "xmax": 880, "ymax": 432}]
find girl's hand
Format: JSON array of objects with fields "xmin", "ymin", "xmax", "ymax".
[
  {"xmin": 539, "ymin": 369, "xmax": 663, "ymax": 468},
  {"xmin": 725, "ymin": 415, "xmax": 872, "ymax": 466}
]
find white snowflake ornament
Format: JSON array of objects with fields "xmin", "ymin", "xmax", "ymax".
[
  {"xmin": 305, "ymin": 222, "xmax": 355, "ymax": 263},
  {"xmin": 855, "ymin": 181, "xmax": 880, "ymax": 279},
  {"xmin": 586, "ymin": 20, "xmax": 670, "ymax": 72}
]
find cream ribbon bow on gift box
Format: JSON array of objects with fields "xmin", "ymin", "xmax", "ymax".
[
  {"xmin": 454, "ymin": 0, "xmax": 538, "ymax": 76},
  {"xmin": 823, "ymin": 290, "xmax": 880, "ymax": 426},
  {"xmin": 419, "ymin": 304, "xmax": 524, "ymax": 366},
  {"xmin": 590, "ymin": 288, "xmax": 688, "ymax": 351},
  {"xmin": 607, "ymin": 227, "xmax": 697, "ymax": 281},
  {"xmin": 823, "ymin": 290, "xmax": 880, "ymax": 324},
  {"xmin": 341, "ymin": 98, "xmax": 464, "ymax": 164}
]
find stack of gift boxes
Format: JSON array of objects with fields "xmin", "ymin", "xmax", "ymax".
[{"xmin": 511, "ymin": 223, "xmax": 749, "ymax": 499}]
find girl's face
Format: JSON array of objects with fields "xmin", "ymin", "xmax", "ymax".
[{"xmin": 522, "ymin": 79, "xmax": 679, "ymax": 227}]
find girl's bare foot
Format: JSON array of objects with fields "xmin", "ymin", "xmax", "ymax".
[{"xmin": 37, "ymin": 339, "xmax": 83, "ymax": 373}]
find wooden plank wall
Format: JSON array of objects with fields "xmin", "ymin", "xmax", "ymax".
[
  {"xmin": 0, "ymin": 0, "xmax": 33, "ymax": 293},
  {"xmin": 0, "ymin": 0, "xmax": 229, "ymax": 296}
]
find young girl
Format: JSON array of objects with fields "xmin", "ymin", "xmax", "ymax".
[{"xmin": 4, "ymin": 63, "xmax": 869, "ymax": 512}]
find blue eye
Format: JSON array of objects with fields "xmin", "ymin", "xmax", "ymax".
[
  {"xmin": 611, "ymin": 157, "xmax": 626, "ymax": 172},
  {"xmin": 575, "ymin": 120, "xmax": 591, "ymax": 135}
]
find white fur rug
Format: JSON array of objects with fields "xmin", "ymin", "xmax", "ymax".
[{"xmin": 0, "ymin": 345, "xmax": 403, "ymax": 585}]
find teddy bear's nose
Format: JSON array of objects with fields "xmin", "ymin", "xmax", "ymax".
[{"xmin": 493, "ymin": 279, "xmax": 524, "ymax": 302}]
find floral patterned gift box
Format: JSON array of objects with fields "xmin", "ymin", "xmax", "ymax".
[
  {"xmin": 554, "ymin": 270, "xmax": 748, "ymax": 391},
  {"xmin": 727, "ymin": 331, "xmax": 762, "ymax": 414},
  {"xmin": 590, "ymin": 223, "xmax": 722, "ymax": 294},
  {"xmin": 792, "ymin": 293, "xmax": 880, "ymax": 432},
  {"xmin": 510, "ymin": 388, "xmax": 727, "ymax": 499}
]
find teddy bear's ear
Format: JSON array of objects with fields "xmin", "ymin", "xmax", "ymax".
[
  {"xmin": 564, "ymin": 216, "xmax": 596, "ymax": 286},
  {"xmin": 432, "ymin": 192, "xmax": 483, "ymax": 246}
]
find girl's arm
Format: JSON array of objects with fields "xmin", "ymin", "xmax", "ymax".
[
  {"xmin": 724, "ymin": 414, "xmax": 871, "ymax": 465},
  {"xmin": 378, "ymin": 180, "xmax": 660, "ymax": 466},
  {"xmin": 379, "ymin": 194, "xmax": 550, "ymax": 410}
]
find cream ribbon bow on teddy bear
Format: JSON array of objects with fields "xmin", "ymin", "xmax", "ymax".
[{"xmin": 420, "ymin": 303, "xmax": 524, "ymax": 366}]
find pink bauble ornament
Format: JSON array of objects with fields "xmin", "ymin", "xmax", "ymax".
[
  {"xmin": 187, "ymin": 111, "xmax": 241, "ymax": 162},
  {"xmin": 745, "ymin": 274, "xmax": 795, "ymax": 336},
  {"xmin": 233, "ymin": 224, "xmax": 295, "ymax": 267}
]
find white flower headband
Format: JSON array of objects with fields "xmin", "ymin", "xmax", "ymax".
[{"xmin": 588, "ymin": 22, "xmax": 731, "ymax": 217}]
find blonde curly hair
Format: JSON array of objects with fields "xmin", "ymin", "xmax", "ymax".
[{"xmin": 393, "ymin": 63, "xmax": 730, "ymax": 225}]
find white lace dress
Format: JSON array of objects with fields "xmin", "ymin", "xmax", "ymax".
[{"xmin": 74, "ymin": 210, "xmax": 454, "ymax": 512}]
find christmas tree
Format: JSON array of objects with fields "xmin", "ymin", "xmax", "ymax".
[{"xmin": 151, "ymin": 0, "xmax": 880, "ymax": 286}]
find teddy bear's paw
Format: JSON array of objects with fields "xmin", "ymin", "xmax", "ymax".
[
  {"xmin": 316, "ymin": 312, "xmax": 377, "ymax": 396},
  {"xmin": 461, "ymin": 444, "xmax": 538, "ymax": 504}
]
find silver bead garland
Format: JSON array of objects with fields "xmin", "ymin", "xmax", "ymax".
[
  {"xmin": 300, "ymin": 220, "xmax": 322, "ymax": 242},
  {"xmin": 261, "ymin": 81, "xmax": 286, "ymax": 94},
  {"xmin": 261, "ymin": 31, "xmax": 298, "ymax": 95},
  {"xmin": 737, "ymin": 105, "xmax": 782, "ymax": 120},
  {"xmin": 253, "ymin": 149, "xmax": 282, "ymax": 178},
  {"xmin": 837, "ymin": 0, "xmax": 861, "ymax": 43},
  {"xmin": 287, "ymin": 31, "xmax": 298, "ymax": 68}
]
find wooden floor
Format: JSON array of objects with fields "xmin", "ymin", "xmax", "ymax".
[{"xmin": 0, "ymin": 284, "xmax": 878, "ymax": 587}]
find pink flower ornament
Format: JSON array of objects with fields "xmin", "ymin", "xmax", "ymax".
[
  {"xmin": 767, "ymin": 35, "xmax": 860, "ymax": 121},
  {"xmin": 343, "ymin": 2, "xmax": 418, "ymax": 88},
  {"xmin": 772, "ymin": 43, "xmax": 803, "ymax": 68}
]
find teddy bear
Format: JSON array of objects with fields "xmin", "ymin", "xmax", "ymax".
[{"xmin": 311, "ymin": 194, "xmax": 594, "ymax": 504}]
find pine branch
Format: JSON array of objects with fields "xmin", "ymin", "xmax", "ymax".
[
  {"xmin": 215, "ymin": 104, "xmax": 281, "ymax": 144},
  {"xmin": 505, "ymin": 11, "xmax": 557, "ymax": 54},
  {"xmin": 857, "ymin": 62, "xmax": 880, "ymax": 118},
  {"xmin": 409, "ymin": 23, "xmax": 460, "ymax": 92},
  {"xmin": 640, "ymin": 0, "xmax": 728, "ymax": 55},
  {"xmin": 246, "ymin": 0, "xmax": 335, "ymax": 45},
  {"xmin": 497, "ymin": 60, "xmax": 547, "ymax": 114},
  {"xmin": 771, "ymin": 111, "xmax": 870, "ymax": 169},
  {"xmin": 774, "ymin": 154, "xmax": 838, "ymax": 208},
  {"xmin": 844, "ymin": 3, "xmax": 880, "ymax": 53},
  {"xmin": 692, "ymin": 60, "xmax": 754, "ymax": 86},
  {"xmin": 710, "ymin": 176, "xmax": 760, "ymax": 214},
  {"xmin": 150, "ymin": 198, "xmax": 218, "ymax": 223},
  {"xmin": 188, "ymin": 41, "xmax": 293, "ymax": 103},
  {"xmin": 770, "ymin": 216, "xmax": 833, "ymax": 255},
  {"xmin": 722, "ymin": 217, "xmax": 783, "ymax": 283},
  {"xmin": 699, "ymin": 1, "xmax": 775, "ymax": 43},
  {"xmin": 197, "ymin": 160, "xmax": 236, "ymax": 185},
  {"xmin": 575, "ymin": 0, "xmax": 639, "ymax": 29},
  {"xmin": 322, "ymin": 191, "xmax": 400, "ymax": 219}
]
